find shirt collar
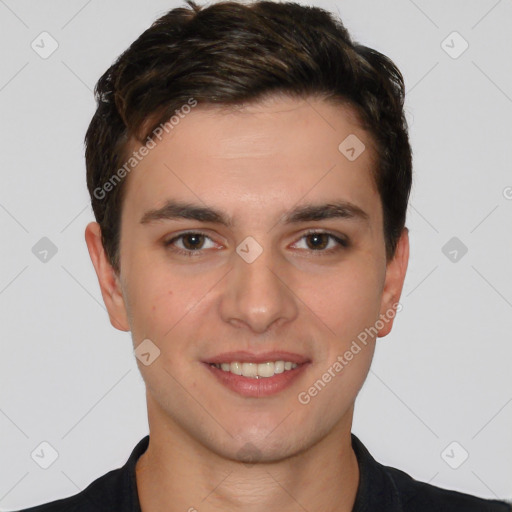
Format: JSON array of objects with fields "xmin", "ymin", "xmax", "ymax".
[
  {"xmin": 126, "ymin": 435, "xmax": 149, "ymax": 512},
  {"xmin": 351, "ymin": 432, "xmax": 403, "ymax": 511}
]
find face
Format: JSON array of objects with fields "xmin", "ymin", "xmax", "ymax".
[{"xmin": 86, "ymin": 95, "xmax": 408, "ymax": 462}]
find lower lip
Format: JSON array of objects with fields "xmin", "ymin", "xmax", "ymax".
[{"xmin": 204, "ymin": 363, "xmax": 310, "ymax": 398}]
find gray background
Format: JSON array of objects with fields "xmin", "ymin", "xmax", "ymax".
[{"xmin": 0, "ymin": 0, "xmax": 511, "ymax": 509}]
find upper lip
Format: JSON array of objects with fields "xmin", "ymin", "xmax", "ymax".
[{"xmin": 205, "ymin": 351, "xmax": 310, "ymax": 365}]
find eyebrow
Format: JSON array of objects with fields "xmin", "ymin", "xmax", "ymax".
[{"xmin": 139, "ymin": 199, "xmax": 369, "ymax": 227}]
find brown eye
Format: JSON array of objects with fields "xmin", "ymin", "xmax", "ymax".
[
  {"xmin": 292, "ymin": 231, "xmax": 349, "ymax": 254},
  {"xmin": 180, "ymin": 233, "xmax": 206, "ymax": 250},
  {"xmin": 305, "ymin": 233, "xmax": 330, "ymax": 250},
  {"xmin": 164, "ymin": 232, "xmax": 217, "ymax": 256}
]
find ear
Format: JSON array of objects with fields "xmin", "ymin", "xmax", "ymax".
[
  {"xmin": 378, "ymin": 228, "xmax": 409, "ymax": 338},
  {"xmin": 84, "ymin": 221, "xmax": 130, "ymax": 332}
]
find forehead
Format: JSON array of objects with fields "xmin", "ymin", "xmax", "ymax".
[{"xmin": 120, "ymin": 96, "xmax": 380, "ymax": 225}]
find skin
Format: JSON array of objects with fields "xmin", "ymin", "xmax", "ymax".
[{"xmin": 85, "ymin": 95, "xmax": 409, "ymax": 512}]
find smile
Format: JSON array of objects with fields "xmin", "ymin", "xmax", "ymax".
[{"xmin": 210, "ymin": 361, "xmax": 299, "ymax": 378}]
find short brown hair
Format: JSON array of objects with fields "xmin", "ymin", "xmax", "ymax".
[{"xmin": 85, "ymin": 0, "xmax": 412, "ymax": 273}]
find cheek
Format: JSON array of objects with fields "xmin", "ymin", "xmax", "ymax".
[
  {"xmin": 125, "ymin": 258, "xmax": 220, "ymax": 349},
  {"xmin": 122, "ymin": 256, "xmax": 184, "ymax": 339},
  {"xmin": 299, "ymin": 260, "xmax": 384, "ymax": 340}
]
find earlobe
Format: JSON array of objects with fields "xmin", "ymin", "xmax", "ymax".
[
  {"xmin": 377, "ymin": 228, "xmax": 409, "ymax": 338},
  {"xmin": 84, "ymin": 222, "xmax": 131, "ymax": 332}
]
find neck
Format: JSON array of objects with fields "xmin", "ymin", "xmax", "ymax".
[{"xmin": 136, "ymin": 399, "xmax": 360, "ymax": 512}]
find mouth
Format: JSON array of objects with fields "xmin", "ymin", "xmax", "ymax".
[
  {"xmin": 209, "ymin": 360, "xmax": 299, "ymax": 378},
  {"xmin": 203, "ymin": 351, "xmax": 311, "ymax": 397}
]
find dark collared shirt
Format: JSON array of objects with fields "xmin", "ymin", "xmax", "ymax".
[{"xmin": 15, "ymin": 434, "xmax": 511, "ymax": 511}]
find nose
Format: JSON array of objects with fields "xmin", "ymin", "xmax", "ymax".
[{"xmin": 219, "ymin": 240, "xmax": 298, "ymax": 334}]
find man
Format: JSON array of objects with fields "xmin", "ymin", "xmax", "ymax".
[{"xmin": 17, "ymin": 0, "xmax": 510, "ymax": 510}]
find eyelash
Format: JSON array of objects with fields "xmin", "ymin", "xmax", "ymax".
[{"xmin": 163, "ymin": 229, "xmax": 349, "ymax": 258}]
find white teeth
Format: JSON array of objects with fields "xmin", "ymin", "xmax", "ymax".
[
  {"xmin": 242, "ymin": 362, "xmax": 258, "ymax": 378},
  {"xmin": 230, "ymin": 362, "xmax": 243, "ymax": 375},
  {"xmin": 274, "ymin": 361, "xmax": 285, "ymax": 374},
  {"xmin": 257, "ymin": 362, "xmax": 275, "ymax": 378},
  {"xmin": 211, "ymin": 360, "xmax": 301, "ymax": 378}
]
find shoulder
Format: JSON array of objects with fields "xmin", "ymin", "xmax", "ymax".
[
  {"xmin": 350, "ymin": 433, "xmax": 511, "ymax": 512},
  {"xmin": 12, "ymin": 435, "xmax": 149, "ymax": 512},
  {"xmin": 12, "ymin": 465, "xmax": 125, "ymax": 511},
  {"xmin": 384, "ymin": 464, "xmax": 512, "ymax": 512}
]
